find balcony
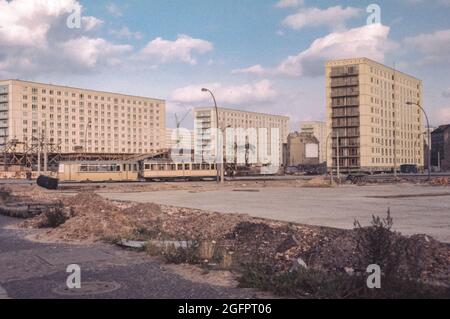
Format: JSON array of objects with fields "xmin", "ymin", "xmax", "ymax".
[
  {"xmin": 331, "ymin": 88, "xmax": 360, "ymax": 98},
  {"xmin": 330, "ymin": 78, "xmax": 359, "ymax": 88},
  {"xmin": 330, "ymin": 68, "xmax": 359, "ymax": 78}
]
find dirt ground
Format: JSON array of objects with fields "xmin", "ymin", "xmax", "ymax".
[{"xmin": 1, "ymin": 183, "xmax": 449, "ymax": 288}]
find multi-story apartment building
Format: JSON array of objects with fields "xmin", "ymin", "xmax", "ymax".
[
  {"xmin": 300, "ymin": 121, "xmax": 328, "ymax": 164},
  {"xmin": 326, "ymin": 58, "xmax": 424, "ymax": 172},
  {"xmin": 194, "ymin": 107, "xmax": 290, "ymax": 168},
  {"xmin": 0, "ymin": 80, "xmax": 166, "ymax": 154}
]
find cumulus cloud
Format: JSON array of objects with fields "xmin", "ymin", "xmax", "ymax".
[
  {"xmin": 0, "ymin": 0, "xmax": 132, "ymax": 76},
  {"xmin": 232, "ymin": 24, "xmax": 392, "ymax": 78},
  {"xmin": 231, "ymin": 64, "xmax": 267, "ymax": 75},
  {"xmin": 59, "ymin": 37, "xmax": 132, "ymax": 68},
  {"xmin": 275, "ymin": 0, "xmax": 304, "ymax": 8},
  {"xmin": 82, "ymin": 16, "xmax": 104, "ymax": 31},
  {"xmin": 276, "ymin": 23, "xmax": 392, "ymax": 77},
  {"xmin": 282, "ymin": 6, "xmax": 361, "ymax": 31},
  {"xmin": 139, "ymin": 35, "xmax": 213, "ymax": 65},
  {"xmin": 106, "ymin": 3, "xmax": 123, "ymax": 17},
  {"xmin": 110, "ymin": 26, "xmax": 143, "ymax": 40},
  {"xmin": 171, "ymin": 80, "xmax": 278, "ymax": 106},
  {"xmin": 404, "ymin": 29, "xmax": 450, "ymax": 64}
]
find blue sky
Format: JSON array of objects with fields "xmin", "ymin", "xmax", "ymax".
[{"xmin": 1, "ymin": 0, "xmax": 450, "ymax": 128}]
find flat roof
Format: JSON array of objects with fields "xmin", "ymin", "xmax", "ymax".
[
  {"xmin": 60, "ymin": 160, "xmax": 138, "ymax": 165},
  {"xmin": 0, "ymin": 79, "xmax": 165, "ymax": 102},
  {"xmin": 325, "ymin": 57, "xmax": 421, "ymax": 82},
  {"xmin": 194, "ymin": 106, "xmax": 290, "ymax": 120}
]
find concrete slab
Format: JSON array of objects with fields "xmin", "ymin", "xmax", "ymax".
[{"xmin": 101, "ymin": 184, "xmax": 450, "ymax": 243}]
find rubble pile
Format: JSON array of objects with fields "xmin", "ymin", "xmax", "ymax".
[
  {"xmin": 430, "ymin": 177, "xmax": 450, "ymax": 186},
  {"xmin": 8, "ymin": 187, "xmax": 449, "ymax": 286},
  {"xmin": 22, "ymin": 193, "xmax": 137, "ymax": 241}
]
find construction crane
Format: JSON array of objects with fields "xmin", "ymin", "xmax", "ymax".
[{"xmin": 174, "ymin": 109, "xmax": 191, "ymax": 146}]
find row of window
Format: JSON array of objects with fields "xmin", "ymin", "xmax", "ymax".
[{"xmin": 25, "ymin": 87, "xmax": 161, "ymax": 107}]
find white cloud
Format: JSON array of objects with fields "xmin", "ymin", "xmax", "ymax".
[
  {"xmin": 139, "ymin": 35, "xmax": 213, "ymax": 65},
  {"xmin": 60, "ymin": 37, "xmax": 132, "ymax": 68},
  {"xmin": 275, "ymin": 0, "xmax": 304, "ymax": 8},
  {"xmin": 106, "ymin": 3, "xmax": 123, "ymax": 17},
  {"xmin": 82, "ymin": 16, "xmax": 103, "ymax": 31},
  {"xmin": 171, "ymin": 80, "xmax": 278, "ymax": 106},
  {"xmin": 0, "ymin": 0, "xmax": 133, "ymax": 76},
  {"xmin": 282, "ymin": 6, "xmax": 361, "ymax": 31},
  {"xmin": 110, "ymin": 26, "xmax": 143, "ymax": 40},
  {"xmin": 276, "ymin": 24, "xmax": 392, "ymax": 77},
  {"xmin": 0, "ymin": 0, "xmax": 78, "ymax": 48},
  {"xmin": 231, "ymin": 64, "xmax": 267, "ymax": 75},
  {"xmin": 404, "ymin": 29, "xmax": 450, "ymax": 64},
  {"xmin": 232, "ymin": 24, "xmax": 392, "ymax": 78}
]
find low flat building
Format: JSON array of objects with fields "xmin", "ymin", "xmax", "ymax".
[
  {"xmin": 431, "ymin": 125, "xmax": 450, "ymax": 171},
  {"xmin": 0, "ymin": 79, "xmax": 166, "ymax": 154}
]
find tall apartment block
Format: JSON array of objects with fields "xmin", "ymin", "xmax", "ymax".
[
  {"xmin": 0, "ymin": 80, "xmax": 166, "ymax": 154},
  {"xmin": 326, "ymin": 58, "xmax": 424, "ymax": 172},
  {"xmin": 194, "ymin": 107, "xmax": 290, "ymax": 167},
  {"xmin": 300, "ymin": 121, "xmax": 328, "ymax": 164}
]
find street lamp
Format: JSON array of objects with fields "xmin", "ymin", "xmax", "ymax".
[
  {"xmin": 406, "ymin": 101, "xmax": 431, "ymax": 180},
  {"xmin": 84, "ymin": 120, "xmax": 92, "ymax": 159},
  {"xmin": 325, "ymin": 131, "xmax": 334, "ymax": 186},
  {"xmin": 201, "ymin": 88, "xmax": 223, "ymax": 184}
]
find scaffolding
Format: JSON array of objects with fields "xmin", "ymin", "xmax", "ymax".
[{"xmin": 1, "ymin": 138, "xmax": 170, "ymax": 173}]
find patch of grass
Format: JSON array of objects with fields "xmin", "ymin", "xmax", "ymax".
[
  {"xmin": 145, "ymin": 241, "xmax": 202, "ymax": 265},
  {"xmin": 238, "ymin": 260, "xmax": 450, "ymax": 299}
]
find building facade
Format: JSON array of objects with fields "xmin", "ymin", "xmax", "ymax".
[
  {"xmin": 194, "ymin": 107, "xmax": 290, "ymax": 168},
  {"xmin": 0, "ymin": 80, "xmax": 166, "ymax": 154},
  {"xmin": 299, "ymin": 121, "xmax": 328, "ymax": 164},
  {"xmin": 283, "ymin": 132, "xmax": 320, "ymax": 167},
  {"xmin": 431, "ymin": 125, "xmax": 450, "ymax": 171},
  {"xmin": 326, "ymin": 58, "xmax": 424, "ymax": 172}
]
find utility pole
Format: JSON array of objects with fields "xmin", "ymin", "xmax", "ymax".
[
  {"xmin": 43, "ymin": 126, "xmax": 48, "ymax": 173},
  {"xmin": 37, "ymin": 131, "xmax": 41, "ymax": 176},
  {"xmin": 393, "ymin": 63, "xmax": 398, "ymax": 179},
  {"xmin": 438, "ymin": 151, "xmax": 441, "ymax": 172},
  {"xmin": 336, "ymin": 131, "xmax": 340, "ymax": 183},
  {"xmin": 325, "ymin": 131, "xmax": 334, "ymax": 186},
  {"xmin": 407, "ymin": 101, "xmax": 431, "ymax": 180}
]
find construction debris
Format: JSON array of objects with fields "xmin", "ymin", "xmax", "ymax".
[
  {"xmin": 430, "ymin": 177, "xmax": 450, "ymax": 186},
  {"xmin": 1, "ymin": 185, "xmax": 447, "ymax": 287}
]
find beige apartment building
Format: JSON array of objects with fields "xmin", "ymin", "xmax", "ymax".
[
  {"xmin": 0, "ymin": 80, "xmax": 166, "ymax": 154},
  {"xmin": 194, "ymin": 107, "xmax": 290, "ymax": 167},
  {"xmin": 300, "ymin": 121, "xmax": 328, "ymax": 164},
  {"xmin": 326, "ymin": 58, "xmax": 424, "ymax": 172}
]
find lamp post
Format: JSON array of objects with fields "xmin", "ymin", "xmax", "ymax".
[
  {"xmin": 325, "ymin": 131, "xmax": 334, "ymax": 186},
  {"xmin": 84, "ymin": 120, "xmax": 92, "ymax": 159},
  {"xmin": 406, "ymin": 101, "xmax": 431, "ymax": 180},
  {"xmin": 201, "ymin": 88, "xmax": 223, "ymax": 184}
]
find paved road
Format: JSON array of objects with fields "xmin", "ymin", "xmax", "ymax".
[
  {"xmin": 0, "ymin": 215, "xmax": 258, "ymax": 299},
  {"xmin": 102, "ymin": 184, "xmax": 450, "ymax": 243}
]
